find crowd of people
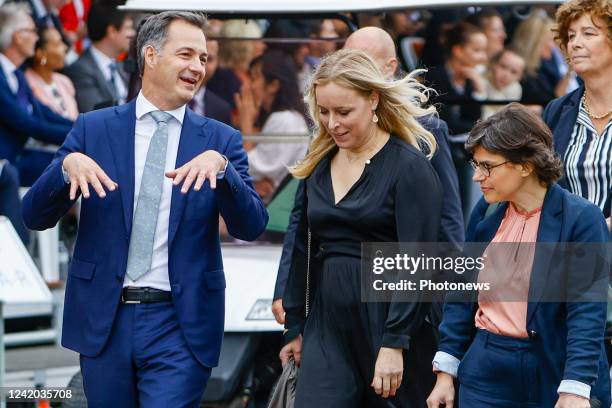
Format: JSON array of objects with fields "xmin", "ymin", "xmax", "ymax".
[
  {"xmin": 2, "ymin": 1, "xmax": 605, "ymax": 244},
  {"xmin": 0, "ymin": 0, "xmax": 611, "ymax": 407}
]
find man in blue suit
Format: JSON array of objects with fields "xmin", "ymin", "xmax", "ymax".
[
  {"xmin": 22, "ymin": 11, "xmax": 268, "ymax": 408},
  {"xmin": 0, "ymin": 3, "xmax": 71, "ymax": 243},
  {"xmin": 0, "ymin": 3, "xmax": 73, "ymax": 187}
]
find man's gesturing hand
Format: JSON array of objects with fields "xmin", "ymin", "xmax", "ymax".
[
  {"xmin": 166, "ymin": 150, "xmax": 227, "ymax": 193},
  {"xmin": 63, "ymin": 153, "xmax": 118, "ymax": 200}
]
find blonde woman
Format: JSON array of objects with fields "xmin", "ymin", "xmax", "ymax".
[
  {"xmin": 207, "ymin": 19, "xmax": 265, "ymax": 107},
  {"xmin": 511, "ymin": 10, "xmax": 572, "ymax": 104},
  {"xmin": 279, "ymin": 49, "xmax": 443, "ymax": 407}
]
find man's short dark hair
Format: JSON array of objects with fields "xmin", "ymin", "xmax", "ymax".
[
  {"xmin": 87, "ymin": 3, "xmax": 129, "ymax": 43},
  {"xmin": 136, "ymin": 11, "xmax": 207, "ymax": 76},
  {"xmin": 465, "ymin": 103, "xmax": 563, "ymax": 185}
]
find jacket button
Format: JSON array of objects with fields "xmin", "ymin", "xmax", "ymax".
[
  {"xmin": 232, "ymin": 184, "xmax": 238, "ymax": 193},
  {"xmin": 529, "ymin": 330, "xmax": 538, "ymax": 339}
]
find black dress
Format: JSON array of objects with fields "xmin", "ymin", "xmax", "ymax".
[{"xmin": 283, "ymin": 137, "xmax": 443, "ymax": 407}]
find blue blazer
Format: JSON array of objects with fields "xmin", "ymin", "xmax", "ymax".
[
  {"xmin": 0, "ymin": 67, "xmax": 72, "ymax": 162},
  {"xmin": 22, "ymin": 100, "xmax": 269, "ymax": 368},
  {"xmin": 543, "ymin": 86, "xmax": 611, "ymax": 219},
  {"xmin": 438, "ymin": 184, "xmax": 610, "ymax": 406}
]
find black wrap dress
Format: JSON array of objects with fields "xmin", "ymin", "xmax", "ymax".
[{"xmin": 284, "ymin": 136, "xmax": 444, "ymax": 407}]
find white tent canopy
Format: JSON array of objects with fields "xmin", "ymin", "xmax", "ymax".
[{"xmin": 121, "ymin": 0, "xmax": 564, "ymax": 13}]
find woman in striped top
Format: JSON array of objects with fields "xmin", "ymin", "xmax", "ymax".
[{"xmin": 543, "ymin": 0, "xmax": 611, "ymax": 228}]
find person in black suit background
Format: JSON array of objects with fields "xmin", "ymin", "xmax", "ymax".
[
  {"xmin": 63, "ymin": 3, "xmax": 134, "ymax": 112},
  {"xmin": 189, "ymin": 36, "xmax": 232, "ymax": 126}
]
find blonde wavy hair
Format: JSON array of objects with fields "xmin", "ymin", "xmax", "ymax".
[
  {"xmin": 217, "ymin": 19, "xmax": 262, "ymax": 70},
  {"xmin": 290, "ymin": 49, "xmax": 437, "ymax": 179},
  {"xmin": 511, "ymin": 10, "xmax": 555, "ymax": 75}
]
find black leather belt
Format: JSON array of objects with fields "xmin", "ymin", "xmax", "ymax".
[{"xmin": 121, "ymin": 287, "xmax": 172, "ymax": 304}]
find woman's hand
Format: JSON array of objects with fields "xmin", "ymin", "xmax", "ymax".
[
  {"xmin": 554, "ymin": 394, "xmax": 590, "ymax": 408},
  {"xmin": 234, "ymin": 83, "xmax": 259, "ymax": 137},
  {"xmin": 279, "ymin": 334, "xmax": 302, "ymax": 367},
  {"xmin": 462, "ymin": 67, "xmax": 487, "ymax": 96},
  {"xmin": 427, "ymin": 372, "xmax": 455, "ymax": 408},
  {"xmin": 371, "ymin": 347, "xmax": 403, "ymax": 398}
]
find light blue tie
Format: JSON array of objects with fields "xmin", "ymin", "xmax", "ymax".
[{"xmin": 125, "ymin": 110, "xmax": 173, "ymax": 281}]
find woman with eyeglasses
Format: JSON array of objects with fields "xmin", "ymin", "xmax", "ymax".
[
  {"xmin": 25, "ymin": 26, "xmax": 78, "ymax": 120},
  {"xmin": 426, "ymin": 103, "xmax": 610, "ymax": 408}
]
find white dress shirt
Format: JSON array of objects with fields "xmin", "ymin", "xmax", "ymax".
[
  {"xmin": 0, "ymin": 53, "xmax": 19, "ymax": 94},
  {"xmin": 89, "ymin": 45, "xmax": 128, "ymax": 104},
  {"xmin": 122, "ymin": 92, "xmax": 185, "ymax": 291}
]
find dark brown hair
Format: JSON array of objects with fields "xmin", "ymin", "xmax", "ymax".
[
  {"xmin": 553, "ymin": 0, "xmax": 612, "ymax": 56},
  {"xmin": 465, "ymin": 103, "xmax": 563, "ymax": 185},
  {"xmin": 441, "ymin": 21, "xmax": 485, "ymax": 58}
]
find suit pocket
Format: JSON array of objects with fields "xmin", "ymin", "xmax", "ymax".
[
  {"xmin": 204, "ymin": 269, "xmax": 226, "ymax": 290},
  {"xmin": 68, "ymin": 258, "xmax": 96, "ymax": 281}
]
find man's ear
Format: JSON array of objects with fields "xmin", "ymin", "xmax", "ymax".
[
  {"xmin": 106, "ymin": 24, "xmax": 118, "ymax": 39},
  {"xmin": 144, "ymin": 45, "xmax": 157, "ymax": 69},
  {"xmin": 386, "ymin": 57, "xmax": 398, "ymax": 77}
]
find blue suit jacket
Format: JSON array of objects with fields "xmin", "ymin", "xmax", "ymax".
[
  {"xmin": 22, "ymin": 100, "xmax": 269, "ymax": 367},
  {"xmin": 0, "ymin": 66, "xmax": 72, "ymax": 162},
  {"xmin": 438, "ymin": 184, "xmax": 610, "ymax": 406},
  {"xmin": 543, "ymin": 86, "xmax": 611, "ymax": 219}
]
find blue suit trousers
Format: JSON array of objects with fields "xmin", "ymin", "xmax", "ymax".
[
  {"xmin": 458, "ymin": 330, "xmax": 546, "ymax": 407},
  {"xmin": 80, "ymin": 301, "xmax": 211, "ymax": 408}
]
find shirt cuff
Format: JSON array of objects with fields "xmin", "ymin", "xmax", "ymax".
[
  {"xmin": 216, "ymin": 155, "xmax": 228, "ymax": 179},
  {"xmin": 557, "ymin": 380, "xmax": 591, "ymax": 400},
  {"xmin": 432, "ymin": 351, "xmax": 460, "ymax": 377},
  {"xmin": 61, "ymin": 164, "xmax": 70, "ymax": 184}
]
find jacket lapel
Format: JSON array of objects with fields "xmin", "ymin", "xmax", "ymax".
[
  {"xmin": 553, "ymin": 87, "xmax": 583, "ymax": 159},
  {"xmin": 473, "ymin": 202, "xmax": 508, "ymax": 243},
  {"xmin": 105, "ymin": 101, "xmax": 136, "ymax": 236},
  {"xmin": 168, "ymin": 109, "xmax": 212, "ymax": 247},
  {"xmin": 527, "ymin": 185, "xmax": 563, "ymax": 324}
]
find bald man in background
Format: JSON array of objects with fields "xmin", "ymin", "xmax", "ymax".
[
  {"xmin": 344, "ymin": 26, "xmax": 399, "ymax": 79},
  {"xmin": 272, "ymin": 26, "xmax": 464, "ymax": 324}
]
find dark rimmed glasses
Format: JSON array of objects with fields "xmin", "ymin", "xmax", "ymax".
[{"xmin": 469, "ymin": 159, "xmax": 509, "ymax": 177}]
